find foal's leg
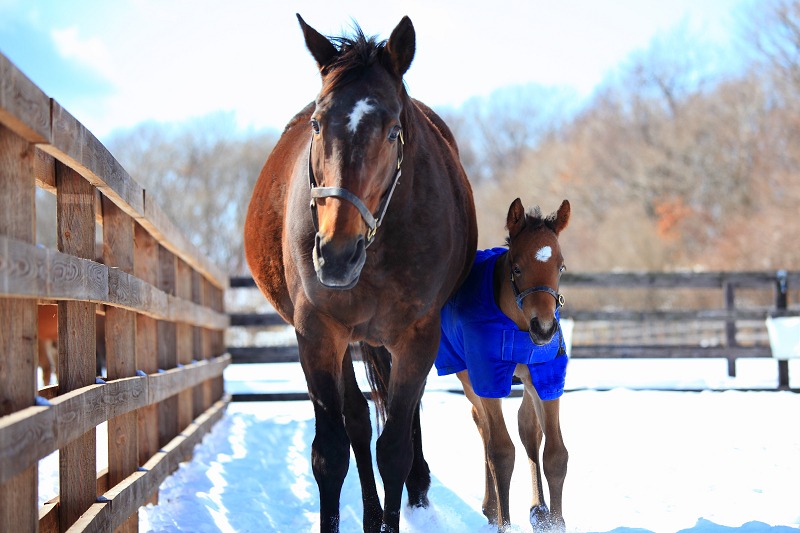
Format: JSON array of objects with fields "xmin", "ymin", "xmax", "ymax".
[
  {"xmin": 296, "ymin": 319, "xmax": 352, "ymax": 533},
  {"xmin": 456, "ymin": 370, "xmax": 516, "ymax": 529},
  {"xmin": 516, "ymin": 366, "xmax": 568, "ymax": 532},
  {"xmin": 342, "ymin": 348, "xmax": 383, "ymax": 532}
]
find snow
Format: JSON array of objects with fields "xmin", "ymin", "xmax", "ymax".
[{"xmin": 37, "ymin": 359, "xmax": 800, "ymax": 532}]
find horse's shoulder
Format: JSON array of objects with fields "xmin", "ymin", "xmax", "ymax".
[{"xmin": 412, "ymin": 99, "xmax": 460, "ymax": 155}]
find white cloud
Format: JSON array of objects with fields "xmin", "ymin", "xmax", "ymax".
[{"xmin": 50, "ymin": 26, "xmax": 116, "ymax": 82}]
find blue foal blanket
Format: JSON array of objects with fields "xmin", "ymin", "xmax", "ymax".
[{"xmin": 435, "ymin": 247, "xmax": 568, "ymax": 400}]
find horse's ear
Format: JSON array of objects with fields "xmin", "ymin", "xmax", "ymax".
[
  {"xmin": 553, "ymin": 199, "xmax": 571, "ymax": 235},
  {"xmin": 297, "ymin": 14, "xmax": 338, "ymax": 71},
  {"xmin": 506, "ymin": 198, "xmax": 526, "ymax": 240},
  {"xmin": 384, "ymin": 16, "xmax": 415, "ymax": 77}
]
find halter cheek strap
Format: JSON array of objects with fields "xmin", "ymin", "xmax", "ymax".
[
  {"xmin": 509, "ymin": 266, "xmax": 565, "ymax": 311},
  {"xmin": 307, "ymin": 131, "xmax": 404, "ymax": 246}
]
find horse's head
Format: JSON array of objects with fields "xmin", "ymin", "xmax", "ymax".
[
  {"xmin": 297, "ymin": 14, "xmax": 414, "ymax": 289},
  {"xmin": 505, "ymin": 198, "xmax": 570, "ymax": 345}
]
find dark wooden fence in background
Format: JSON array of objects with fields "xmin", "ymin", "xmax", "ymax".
[{"xmin": 227, "ymin": 270, "xmax": 799, "ymax": 399}]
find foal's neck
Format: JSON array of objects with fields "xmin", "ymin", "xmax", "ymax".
[{"xmin": 493, "ymin": 251, "xmax": 528, "ymax": 331}]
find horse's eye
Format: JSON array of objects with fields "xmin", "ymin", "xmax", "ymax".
[
  {"xmin": 513, "ymin": 265, "xmax": 522, "ymax": 276},
  {"xmin": 310, "ymin": 119, "xmax": 321, "ymax": 135},
  {"xmin": 388, "ymin": 125, "xmax": 401, "ymax": 142},
  {"xmin": 560, "ymin": 265, "xmax": 567, "ymax": 274}
]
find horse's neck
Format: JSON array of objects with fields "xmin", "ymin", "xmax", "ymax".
[{"xmin": 493, "ymin": 252, "xmax": 527, "ymax": 330}]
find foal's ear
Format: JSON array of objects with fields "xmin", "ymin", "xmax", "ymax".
[
  {"xmin": 553, "ymin": 199, "xmax": 571, "ymax": 235},
  {"xmin": 383, "ymin": 16, "xmax": 415, "ymax": 77},
  {"xmin": 297, "ymin": 14, "xmax": 338, "ymax": 71},
  {"xmin": 506, "ymin": 198, "xmax": 526, "ymax": 240}
]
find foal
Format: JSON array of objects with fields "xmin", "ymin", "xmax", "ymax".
[{"xmin": 435, "ymin": 198, "xmax": 570, "ymax": 532}]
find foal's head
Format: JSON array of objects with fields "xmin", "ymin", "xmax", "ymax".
[
  {"xmin": 298, "ymin": 15, "xmax": 415, "ymax": 289},
  {"xmin": 505, "ymin": 198, "xmax": 570, "ymax": 345}
]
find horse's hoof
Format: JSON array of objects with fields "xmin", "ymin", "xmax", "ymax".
[
  {"xmin": 530, "ymin": 505, "xmax": 565, "ymax": 532},
  {"xmin": 406, "ymin": 493, "xmax": 429, "ymax": 509}
]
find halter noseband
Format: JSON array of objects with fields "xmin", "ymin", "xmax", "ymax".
[
  {"xmin": 508, "ymin": 253, "xmax": 566, "ymax": 311},
  {"xmin": 307, "ymin": 131, "xmax": 404, "ymax": 247}
]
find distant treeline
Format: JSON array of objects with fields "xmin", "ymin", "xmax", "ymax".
[{"xmin": 92, "ymin": 0, "xmax": 798, "ymax": 277}]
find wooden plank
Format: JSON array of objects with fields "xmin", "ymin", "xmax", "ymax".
[
  {"xmin": 66, "ymin": 396, "xmax": 229, "ymax": 533},
  {"xmin": 175, "ymin": 258, "xmax": 194, "ymax": 431},
  {"xmin": 0, "ymin": 122, "xmax": 38, "ymax": 533},
  {"xmin": 140, "ymin": 194, "xmax": 228, "ymax": 289},
  {"xmin": 569, "ymin": 345, "xmax": 771, "ymax": 359},
  {"xmin": 0, "ymin": 357, "xmax": 228, "ymax": 485},
  {"xmin": 228, "ymin": 345, "xmax": 301, "ymax": 364},
  {"xmin": 156, "ymin": 245, "xmax": 179, "ymax": 447},
  {"xmin": 102, "ymin": 197, "xmax": 139, "ymax": 533},
  {"xmin": 0, "ymin": 53, "xmax": 50, "ymax": 143},
  {"xmin": 56, "ymin": 162, "xmax": 97, "ymax": 531},
  {"xmin": 229, "ymin": 312, "xmax": 289, "ymax": 327},
  {"xmin": 46, "ymin": 100, "xmax": 145, "ymax": 218},
  {"xmin": 560, "ymin": 308, "xmax": 797, "ymax": 322},
  {"xmin": 35, "ymin": 147, "xmax": 57, "ymax": 193},
  {"xmin": 134, "ymin": 222, "xmax": 159, "ymax": 468},
  {"xmin": 0, "ymin": 235, "xmax": 228, "ymax": 327}
]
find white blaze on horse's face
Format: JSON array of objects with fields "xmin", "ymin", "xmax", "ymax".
[
  {"xmin": 347, "ymin": 98, "xmax": 375, "ymax": 135},
  {"xmin": 535, "ymin": 246, "xmax": 552, "ymax": 263}
]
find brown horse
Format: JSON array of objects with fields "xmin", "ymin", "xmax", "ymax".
[
  {"xmin": 244, "ymin": 15, "xmax": 477, "ymax": 533},
  {"xmin": 434, "ymin": 199, "xmax": 570, "ymax": 531}
]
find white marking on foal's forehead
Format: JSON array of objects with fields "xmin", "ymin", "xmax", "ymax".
[
  {"xmin": 535, "ymin": 246, "xmax": 552, "ymax": 262},
  {"xmin": 347, "ymin": 98, "xmax": 375, "ymax": 134}
]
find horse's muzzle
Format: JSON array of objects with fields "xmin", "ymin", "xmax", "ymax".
[
  {"xmin": 529, "ymin": 317, "xmax": 558, "ymax": 346},
  {"xmin": 312, "ymin": 233, "xmax": 366, "ymax": 289}
]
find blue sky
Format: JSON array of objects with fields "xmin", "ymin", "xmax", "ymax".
[{"xmin": 0, "ymin": 0, "xmax": 747, "ymax": 139}]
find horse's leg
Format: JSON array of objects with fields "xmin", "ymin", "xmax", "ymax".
[
  {"xmin": 456, "ymin": 371, "xmax": 497, "ymax": 524},
  {"xmin": 517, "ymin": 366, "xmax": 568, "ymax": 532},
  {"xmin": 376, "ymin": 326, "xmax": 438, "ymax": 533},
  {"xmin": 517, "ymin": 384, "xmax": 547, "ymax": 526},
  {"xmin": 341, "ymin": 348, "xmax": 383, "ymax": 532},
  {"xmin": 405, "ymin": 398, "xmax": 431, "ymax": 508},
  {"xmin": 539, "ymin": 398, "xmax": 567, "ymax": 531},
  {"xmin": 38, "ymin": 339, "xmax": 52, "ymax": 386},
  {"xmin": 296, "ymin": 320, "xmax": 352, "ymax": 533},
  {"xmin": 456, "ymin": 370, "xmax": 515, "ymax": 529}
]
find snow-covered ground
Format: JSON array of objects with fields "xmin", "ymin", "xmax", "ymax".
[{"xmin": 38, "ymin": 358, "xmax": 800, "ymax": 532}]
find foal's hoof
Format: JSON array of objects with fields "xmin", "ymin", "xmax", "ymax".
[
  {"xmin": 530, "ymin": 505, "xmax": 565, "ymax": 533},
  {"xmin": 406, "ymin": 493, "xmax": 430, "ymax": 509}
]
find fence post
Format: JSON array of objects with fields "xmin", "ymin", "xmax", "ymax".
[
  {"xmin": 775, "ymin": 270, "xmax": 789, "ymax": 389},
  {"xmin": 103, "ymin": 196, "xmax": 139, "ymax": 532},
  {"xmin": 723, "ymin": 281, "xmax": 737, "ymax": 377},
  {"xmin": 0, "ymin": 124, "xmax": 38, "ymax": 532},
  {"xmin": 56, "ymin": 162, "xmax": 97, "ymax": 531}
]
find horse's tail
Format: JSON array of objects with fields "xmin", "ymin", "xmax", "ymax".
[{"xmin": 355, "ymin": 342, "xmax": 391, "ymax": 426}]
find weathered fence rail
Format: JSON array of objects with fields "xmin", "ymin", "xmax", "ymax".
[
  {"xmin": 227, "ymin": 269, "xmax": 799, "ymax": 397},
  {"xmin": 1, "ymin": 52, "xmax": 230, "ymax": 531}
]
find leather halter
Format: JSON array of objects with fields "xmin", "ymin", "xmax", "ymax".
[
  {"xmin": 508, "ymin": 253, "xmax": 565, "ymax": 311},
  {"xmin": 307, "ymin": 131, "xmax": 404, "ymax": 248}
]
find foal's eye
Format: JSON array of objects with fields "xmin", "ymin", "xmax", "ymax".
[
  {"xmin": 388, "ymin": 125, "xmax": 402, "ymax": 142},
  {"xmin": 310, "ymin": 119, "xmax": 321, "ymax": 135}
]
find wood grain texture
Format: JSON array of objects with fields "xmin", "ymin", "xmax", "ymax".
[
  {"xmin": 56, "ymin": 161, "xmax": 97, "ymax": 530},
  {"xmin": 0, "ymin": 356, "xmax": 230, "ymax": 486},
  {"xmin": 0, "ymin": 122, "xmax": 38, "ymax": 533},
  {"xmin": 0, "ymin": 53, "xmax": 50, "ymax": 143}
]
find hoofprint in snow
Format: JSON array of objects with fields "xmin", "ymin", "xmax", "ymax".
[{"xmin": 38, "ymin": 358, "xmax": 800, "ymax": 532}]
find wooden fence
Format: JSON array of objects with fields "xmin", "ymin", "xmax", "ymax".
[
  {"xmin": 227, "ymin": 269, "xmax": 799, "ymax": 399},
  {"xmin": 0, "ymin": 52, "xmax": 230, "ymax": 531}
]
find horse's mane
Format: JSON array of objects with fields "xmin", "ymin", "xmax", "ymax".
[
  {"xmin": 321, "ymin": 25, "xmax": 385, "ymax": 97},
  {"xmin": 505, "ymin": 207, "xmax": 559, "ymax": 245}
]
